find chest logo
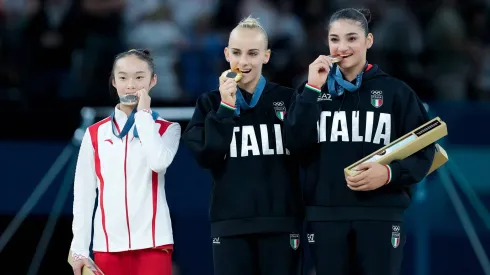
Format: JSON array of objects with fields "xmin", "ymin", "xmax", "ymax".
[
  {"xmin": 317, "ymin": 93, "xmax": 332, "ymax": 101},
  {"xmin": 371, "ymin": 90, "xmax": 383, "ymax": 108},
  {"xmin": 273, "ymin": 101, "xmax": 286, "ymax": 121}
]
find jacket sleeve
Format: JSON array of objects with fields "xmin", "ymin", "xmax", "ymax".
[
  {"xmin": 71, "ymin": 129, "xmax": 97, "ymax": 258},
  {"xmin": 388, "ymin": 84, "xmax": 436, "ymax": 187},
  {"xmin": 134, "ymin": 111, "xmax": 181, "ymax": 173},
  {"xmin": 181, "ymin": 94, "xmax": 236, "ymax": 169},
  {"xmin": 284, "ymin": 82, "xmax": 322, "ymax": 154}
]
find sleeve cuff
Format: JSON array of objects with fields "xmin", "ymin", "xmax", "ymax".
[
  {"xmin": 217, "ymin": 101, "xmax": 236, "ymax": 118},
  {"xmin": 384, "ymin": 164, "xmax": 392, "ymax": 185},
  {"xmin": 387, "ymin": 162, "xmax": 401, "ymax": 184},
  {"xmin": 302, "ymin": 83, "xmax": 322, "ymax": 103},
  {"xmin": 135, "ymin": 109, "xmax": 153, "ymax": 119}
]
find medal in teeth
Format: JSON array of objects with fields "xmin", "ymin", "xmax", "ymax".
[
  {"xmin": 221, "ymin": 68, "xmax": 243, "ymax": 82},
  {"xmin": 328, "ymin": 55, "xmax": 343, "ymax": 63},
  {"xmin": 119, "ymin": 94, "xmax": 138, "ymax": 105}
]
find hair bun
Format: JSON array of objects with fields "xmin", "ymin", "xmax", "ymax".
[
  {"xmin": 357, "ymin": 8, "xmax": 371, "ymax": 23},
  {"xmin": 141, "ymin": 49, "xmax": 151, "ymax": 56}
]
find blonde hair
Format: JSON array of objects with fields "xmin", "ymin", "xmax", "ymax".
[{"xmin": 234, "ymin": 15, "xmax": 269, "ymax": 48}]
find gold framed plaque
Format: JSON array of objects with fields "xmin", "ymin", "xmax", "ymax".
[{"xmin": 344, "ymin": 117, "xmax": 448, "ymax": 177}]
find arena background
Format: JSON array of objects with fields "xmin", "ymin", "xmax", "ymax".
[{"xmin": 1, "ymin": 0, "xmax": 490, "ymax": 274}]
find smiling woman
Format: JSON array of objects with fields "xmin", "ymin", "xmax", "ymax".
[
  {"xmin": 110, "ymin": 49, "xmax": 157, "ymax": 111},
  {"xmin": 284, "ymin": 7, "xmax": 436, "ymax": 275},
  {"xmin": 70, "ymin": 48, "xmax": 181, "ymax": 275},
  {"xmin": 224, "ymin": 16, "xmax": 271, "ymax": 94},
  {"xmin": 182, "ymin": 16, "xmax": 304, "ymax": 275},
  {"xmin": 326, "ymin": 8, "xmax": 373, "ymax": 82}
]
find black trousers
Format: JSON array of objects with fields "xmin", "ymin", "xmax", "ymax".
[
  {"xmin": 307, "ymin": 221, "xmax": 406, "ymax": 275},
  {"xmin": 212, "ymin": 233, "xmax": 302, "ymax": 275}
]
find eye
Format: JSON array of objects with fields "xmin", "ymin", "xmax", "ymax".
[
  {"xmin": 136, "ymin": 76, "xmax": 144, "ymax": 80},
  {"xmin": 249, "ymin": 52, "xmax": 258, "ymax": 56},
  {"xmin": 232, "ymin": 51, "xmax": 240, "ymax": 56},
  {"xmin": 349, "ymin": 37, "xmax": 357, "ymax": 42},
  {"xmin": 119, "ymin": 76, "xmax": 126, "ymax": 80},
  {"xmin": 329, "ymin": 38, "xmax": 338, "ymax": 42}
]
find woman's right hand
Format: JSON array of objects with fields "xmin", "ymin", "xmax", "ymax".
[
  {"xmin": 307, "ymin": 55, "xmax": 333, "ymax": 88},
  {"xmin": 219, "ymin": 75, "xmax": 237, "ymax": 106},
  {"xmin": 72, "ymin": 257, "xmax": 90, "ymax": 275}
]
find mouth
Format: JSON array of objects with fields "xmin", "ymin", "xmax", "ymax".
[
  {"xmin": 240, "ymin": 69, "xmax": 251, "ymax": 74},
  {"xmin": 339, "ymin": 54, "xmax": 353, "ymax": 59},
  {"xmin": 119, "ymin": 94, "xmax": 138, "ymax": 105}
]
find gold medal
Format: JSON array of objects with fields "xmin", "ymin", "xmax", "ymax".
[
  {"xmin": 328, "ymin": 55, "xmax": 343, "ymax": 63},
  {"xmin": 221, "ymin": 68, "xmax": 243, "ymax": 82}
]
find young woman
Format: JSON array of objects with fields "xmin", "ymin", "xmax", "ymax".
[
  {"xmin": 284, "ymin": 8, "xmax": 435, "ymax": 275},
  {"xmin": 70, "ymin": 49, "xmax": 181, "ymax": 275},
  {"xmin": 182, "ymin": 16, "xmax": 303, "ymax": 275}
]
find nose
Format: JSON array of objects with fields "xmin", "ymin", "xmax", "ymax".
[
  {"xmin": 337, "ymin": 40, "xmax": 349, "ymax": 53},
  {"xmin": 238, "ymin": 54, "xmax": 249, "ymax": 68},
  {"xmin": 127, "ymin": 79, "xmax": 136, "ymax": 90}
]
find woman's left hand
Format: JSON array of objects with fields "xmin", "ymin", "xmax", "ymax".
[
  {"xmin": 136, "ymin": 89, "xmax": 151, "ymax": 111},
  {"xmin": 346, "ymin": 162, "xmax": 389, "ymax": 191}
]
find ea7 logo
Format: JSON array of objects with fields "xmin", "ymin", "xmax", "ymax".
[
  {"xmin": 307, "ymin": 233, "xmax": 315, "ymax": 243},
  {"xmin": 317, "ymin": 93, "xmax": 332, "ymax": 101},
  {"xmin": 212, "ymin": 237, "xmax": 220, "ymax": 244}
]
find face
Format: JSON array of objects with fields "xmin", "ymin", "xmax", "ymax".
[
  {"xmin": 112, "ymin": 55, "xmax": 156, "ymax": 97},
  {"xmin": 328, "ymin": 19, "xmax": 373, "ymax": 70},
  {"xmin": 224, "ymin": 28, "xmax": 270, "ymax": 87}
]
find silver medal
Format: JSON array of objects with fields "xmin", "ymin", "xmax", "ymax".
[{"xmin": 119, "ymin": 94, "xmax": 138, "ymax": 105}]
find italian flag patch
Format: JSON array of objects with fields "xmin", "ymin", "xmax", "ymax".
[
  {"xmin": 391, "ymin": 232, "xmax": 400, "ymax": 248},
  {"xmin": 276, "ymin": 111, "xmax": 285, "ymax": 121},
  {"xmin": 370, "ymin": 90, "xmax": 383, "ymax": 108},
  {"xmin": 372, "ymin": 98, "xmax": 382, "ymax": 108},
  {"xmin": 290, "ymin": 234, "xmax": 300, "ymax": 250}
]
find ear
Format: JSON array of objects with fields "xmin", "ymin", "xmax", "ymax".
[
  {"xmin": 149, "ymin": 74, "xmax": 157, "ymax": 89},
  {"xmin": 366, "ymin": 33, "xmax": 374, "ymax": 49},
  {"xmin": 224, "ymin": 47, "xmax": 230, "ymax": 62},
  {"xmin": 263, "ymin": 49, "xmax": 271, "ymax": 64},
  {"xmin": 111, "ymin": 76, "xmax": 116, "ymax": 88}
]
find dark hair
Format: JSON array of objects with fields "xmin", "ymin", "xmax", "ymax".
[
  {"xmin": 109, "ymin": 49, "xmax": 155, "ymax": 100},
  {"xmin": 111, "ymin": 48, "xmax": 155, "ymax": 77},
  {"xmin": 327, "ymin": 8, "xmax": 372, "ymax": 36}
]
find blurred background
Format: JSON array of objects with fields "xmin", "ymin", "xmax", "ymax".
[{"xmin": 0, "ymin": 0, "xmax": 489, "ymax": 274}]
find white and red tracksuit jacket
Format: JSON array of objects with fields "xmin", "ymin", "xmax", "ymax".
[{"xmin": 70, "ymin": 107, "xmax": 181, "ymax": 259}]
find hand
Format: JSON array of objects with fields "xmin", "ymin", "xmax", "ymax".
[
  {"xmin": 346, "ymin": 162, "xmax": 389, "ymax": 191},
  {"xmin": 307, "ymin": 55, "xmax": 333, "ymax": 87},
  {"xmin": 219, "ymin": 75, "xmax": 237, "ymax": 106},
  {"xmin": 136, "ymin": 88, "xmax": 151, "ymax": 111},
  {"xmin": 72, "ymin": 257, "xmax": 90, "ymax": 275}
]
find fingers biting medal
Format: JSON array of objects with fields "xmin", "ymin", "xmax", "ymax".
[{"xmin": 221, "ymin": 68, "xmax": 243, "ymax": 82}]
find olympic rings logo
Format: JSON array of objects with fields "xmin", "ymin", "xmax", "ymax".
[
  {"xmin": 273, "ymin": 101, "xmax": 284, "ymax": 107},
  {"xmin": 371, "ymin": 90, "xmax": 383, "ymax": 95},
  {"xmin": 392, "ymin": 225, "xmax": 400, "ymax": 232}
]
